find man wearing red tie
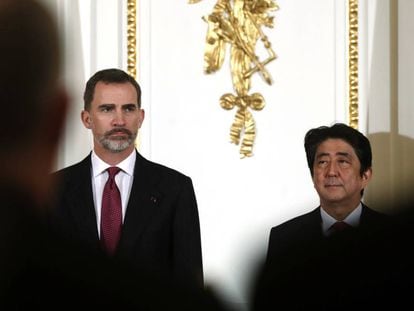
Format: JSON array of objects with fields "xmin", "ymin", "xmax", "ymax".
[
  {"xmin": 252, "ymin": 123, "xmax": 390, "ymax": 310},
  {"xmin": 51, "ymin": 68, "xmax": 203, "ymax": 287}
]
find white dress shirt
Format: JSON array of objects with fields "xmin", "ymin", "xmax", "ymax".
[
  {"xmin": 320, "ymin": 202, "xmax": 362, "ymax": 236},
  {"xmin": 91, "ymin": 150, "xmax": 136, "ymax": 237}
]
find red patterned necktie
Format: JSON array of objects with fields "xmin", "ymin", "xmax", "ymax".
[{"xmin": 101, "ymin": 167, "xmax": 122, "ymax": 256}]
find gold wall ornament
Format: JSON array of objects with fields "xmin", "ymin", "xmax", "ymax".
[
  {"xmin": 127, "ymin": 0, "xmax": 140, "ymax": 148},
  {"xmin": 348, "ymin": 0, "xmax": 359, "ymax": 129},
  {"xmin": 189, "ymin": 0, "xmax": 278, "ymax": 157},
  {"xmin": 127, "ymin": 0, "xmax": 137, "ymax": 79}
]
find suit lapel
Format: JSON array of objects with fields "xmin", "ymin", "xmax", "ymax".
[
  {"xmin": 118, "ymin": 152, "xmax": 160, "ymax": 251},
  {"xmin": 360, "ymin": 202, "xmax": 387, "ymax": 227},
  {"xmin": 304, "ymin": 207, "xmax": 324, "ymax": 240}
]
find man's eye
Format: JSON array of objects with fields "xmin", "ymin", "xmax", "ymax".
[
  {"xmin": 124, "ymin": 106, "xmax": 136, "ymax": 112},
  {"xmin": 100, "ymin": 107, "xmax": 112, "ymax": 112}
]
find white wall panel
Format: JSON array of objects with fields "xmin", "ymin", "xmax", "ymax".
[
  {"xmin": 366, "ymin": 0, "xmax": 391, "ymax": 134},
  {"xmin": 138, "ymin": 0, "xmax": 346, "ymax": 307},
  {"xmin": 399, "ymin": 0, "xmax": 414, "ymax": 139},
  {"xmin": 53, "ymin": 0, "xmax": 126, "ymax": 169}
]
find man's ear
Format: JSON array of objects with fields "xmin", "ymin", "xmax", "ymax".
[
  {"xmin": 362, "ymin": 167, "xmax": 372, "ymax": 186},
  {"xmin": 81, "ymin": 109, "xmax": 92, "ymax": 129},
  {"xmin": 137, "ymin": 108, "xmax": 145, "ymax": 129}
]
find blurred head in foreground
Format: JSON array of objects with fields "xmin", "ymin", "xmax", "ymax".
[{"xmin": 0, "ymin": 0, "xmax": 68, "ymax": 205}]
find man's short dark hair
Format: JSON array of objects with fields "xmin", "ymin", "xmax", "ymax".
[
  {"xmin": 304, "ymin": 123, "xmax": 372, "ymax": 177},
  {"xmin": 83, "ymin": 68, "xmax": 141, "ymax": 111}
]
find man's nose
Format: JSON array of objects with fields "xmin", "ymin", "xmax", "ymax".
[
  {"xmin": 327, "ymin": 162, "xmax": 338, "ymax": 176},
  {"xmin": 112, "ymin": 110, "xmax": 126, "ymax": 126}
]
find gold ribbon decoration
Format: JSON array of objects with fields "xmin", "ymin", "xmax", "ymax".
[
  {"xmin": 220, "ymin": 93, "xmax": 265, "ymax": 156},
  {"xmin": 189, "ymin": 0, "xmax": 278, "ymax": 158}
]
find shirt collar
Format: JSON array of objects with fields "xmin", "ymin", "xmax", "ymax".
[
  {"xmin": 321, "ymin": 202, "xmax": 362, "ymax": 233},
  {"xmin": 91, "ymin": 149, "xmax": 136, "ymax": 177}
]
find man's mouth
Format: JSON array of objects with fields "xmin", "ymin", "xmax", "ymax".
[
  {"xmin": 105, "ymin": 129, "xmax": 132, "ymax": 138},
  {"xmin": 324, "ymin": 177, "xmax": 342, "ymax": 187}
]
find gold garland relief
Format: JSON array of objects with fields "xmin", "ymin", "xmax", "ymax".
[
  {"xmin": 127, "ymin": 0, "xmax": 137, "ymax": 79},
  {"xmin": 189, "ymin": 0, "xmax": 278, "ymax": 158},
  {"xmin": 348, "ymin": 0, "xmax": 359, "ymax": 129}
]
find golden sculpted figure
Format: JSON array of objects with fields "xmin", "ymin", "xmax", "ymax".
[{"xmin": 189, "ymin": 0, "xmax": 278, "ymax": 157}]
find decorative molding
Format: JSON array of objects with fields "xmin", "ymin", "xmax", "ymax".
[
  {"xmin": 127, "ymin": 0, "xmax": 137, "ymax": 79},
  {"xmin": 189, "ymin": 0, "xmax": 278, "ymax": 158},
  {"xmin": 348, "ymin": 0, "xmax": 359, "ymax": 129}
]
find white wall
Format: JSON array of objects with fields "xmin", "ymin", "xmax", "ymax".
[
  {"xmin": 398, "ymin": 0, "xmax": 414, "ymax": 139},
  {"xmin": 138, "ymin": 1, "xmax": 346, "ymax": 306},
  {"xmin": 362, "ymin": 0, "xmax": 414, "ymax": 212}
]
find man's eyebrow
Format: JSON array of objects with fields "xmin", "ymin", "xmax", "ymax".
[
  {"xmin": 316, "ymin": 152, "xmax": 352, "ymax": 158},
  {"xmin": 98, "ymin": 103, "xmax": 115, "ymax": 108},
  {"xmin": 315, "ymin": 152, "xmax": 329, "ymax": 158},
  {"xmin": 336, "ymin": 152, "xmax": 351, "ymax": 158}
]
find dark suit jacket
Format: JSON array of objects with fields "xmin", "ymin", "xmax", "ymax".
[
  {"xmin": 252, "ymin": 204, "xmax": 392, "ymax": 310},
  {"xmin": 266, "ymin": 203, "xmax": 389, "ymax": 265},
  {"xmin": 50, "ymin": 151, "xmax": 203, "ymax": 286},
  {"xmin": 2, "ymin": 183, "xmax": 225, "ymax": 311}
]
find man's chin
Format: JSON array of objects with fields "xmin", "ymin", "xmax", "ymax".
[
  {"xmin": 107, "ymin": 148, "xmax": 126, "ymax": 153},
  {"xmin": 103, "ymin": 141, "xmax": 132, "ymax": 153}
]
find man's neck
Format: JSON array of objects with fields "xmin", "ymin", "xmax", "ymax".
[{"xmin": 93, "ymin": 146, "xmax": 135, "ymax": 166}]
